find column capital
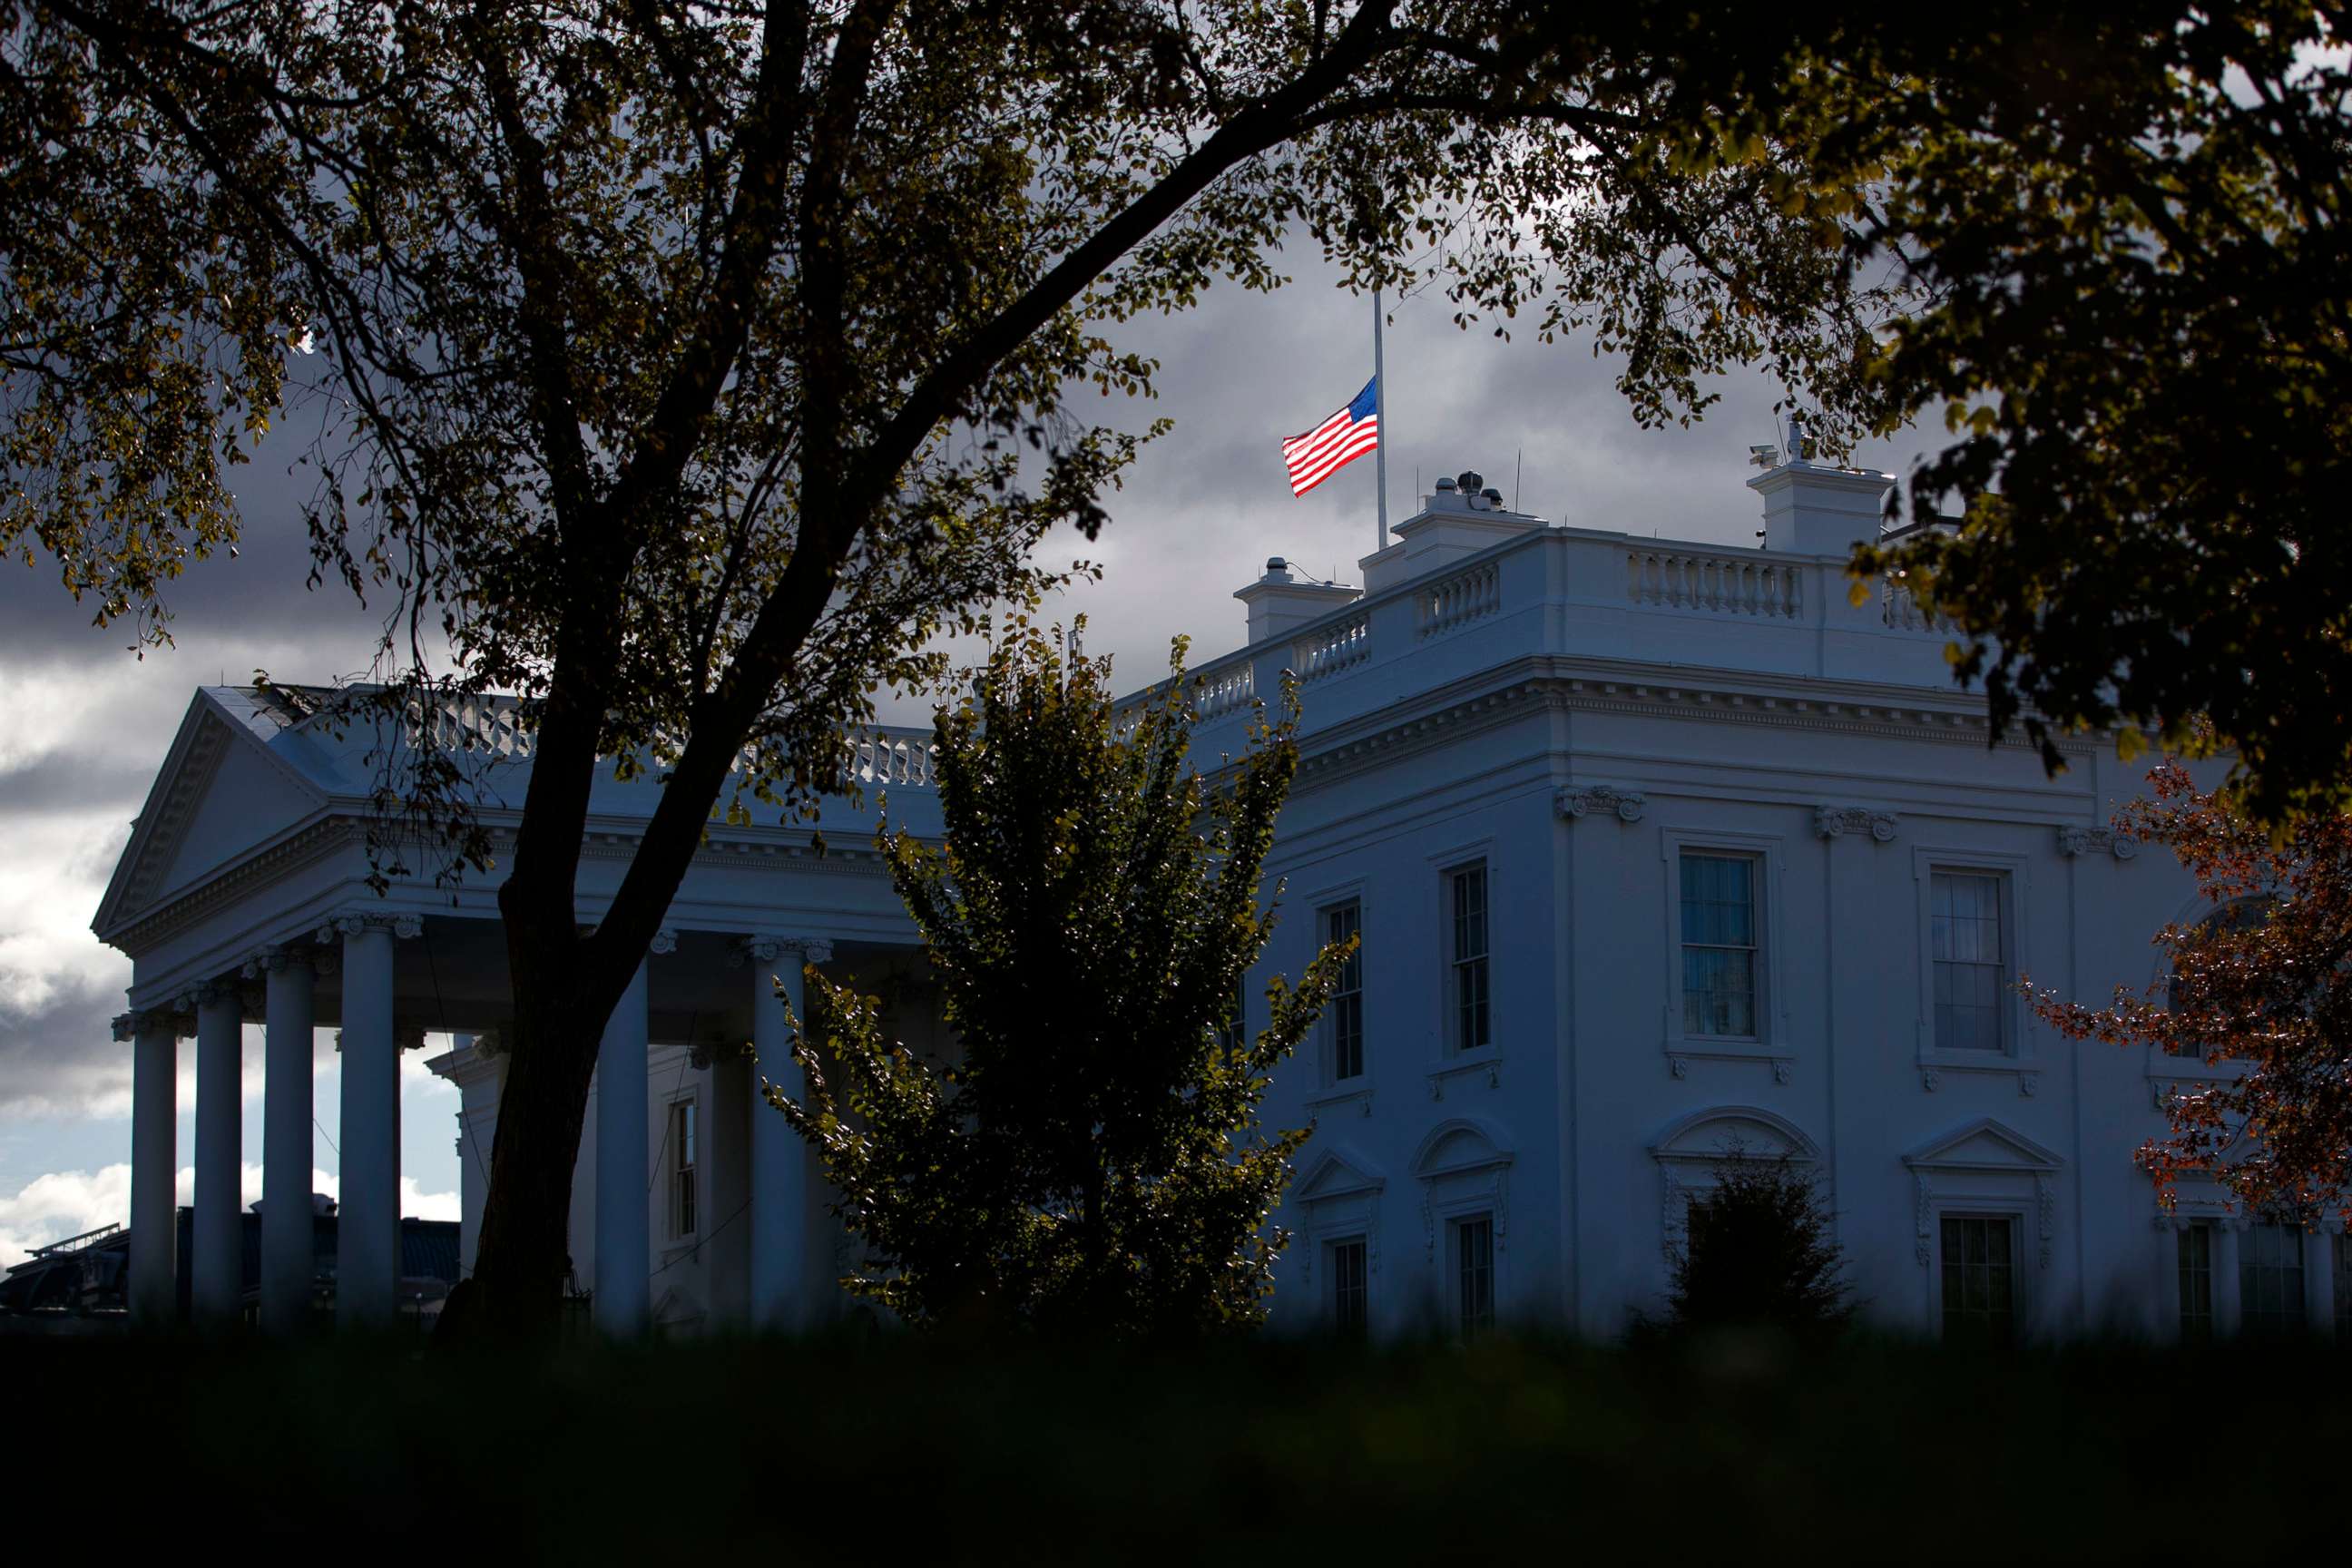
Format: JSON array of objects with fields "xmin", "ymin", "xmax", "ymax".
[
  {"xmin": 320, "ymin": 911, "xmax": 426, "ymax": 942},
  {"xmin": 242, "ymin": 944, "xmax": 310, "ymax": 979},
  {"xmin": 730, "ymin": 935, "xmax": 834, "ymax": 967},
  {"xmin": 111, "ymin": 1008, "xmax": 176, "ymax": 1042},
  {"xmin": 731, "ymin": 936, "xmax": 783, "ymax": 966},
  {"xmin": 175, "ymin": 977, "xmax": 240, "ymax": 1011}
]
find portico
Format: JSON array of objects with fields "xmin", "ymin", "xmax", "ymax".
[{"xmin": 94, "ymin": 685, "xmax": 938, "ymax": 1331}]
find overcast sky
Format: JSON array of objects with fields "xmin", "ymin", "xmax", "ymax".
[{"xmin": 0, "ymin": 250, "xmax": 1935, "ymax": 1266}]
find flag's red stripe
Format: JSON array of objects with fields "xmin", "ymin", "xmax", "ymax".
[
  {"xmin": 1287, "ymin": 428, "xmax": 1377, "ymax": 494},
  {"xmin": 1280, "ymin": 409, "xmax": 1354, "ymax": 464},
  {"xmin": 1286, "ymin": 419, "xmax": 1378, "ymax": 495},
  {"xmin": 1282, "ymin": 414, "xmax": 1376, "ymax": 478},
  {"xmin": 1289, "ymin": 428, "xmax": 1377, "ymax": 490}
]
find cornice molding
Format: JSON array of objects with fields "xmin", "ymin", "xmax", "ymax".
[{"xmin": 1292, "ymin": 661, "xmax": 2088, "ymax": 793}]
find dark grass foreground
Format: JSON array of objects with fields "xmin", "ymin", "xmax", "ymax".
[{"xmin": 13, "ymin": 1328, "xmax": 2343, "ymax": 1559}]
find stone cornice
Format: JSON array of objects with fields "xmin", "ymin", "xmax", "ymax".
[{"xmin": 1291, "ymin": 659, "xmax": 2084, "ymax": 794}]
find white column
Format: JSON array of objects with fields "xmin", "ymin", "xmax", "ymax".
[
  {"xmin": 255, "ymin": 947, "xmax": 317, "ymax": 1332},
  {"xmin": 337, "ymin": 919, "xmax": 400, "ymax": 1328},
  {"xmin": 745, "ymin": 936, "xmax": 828, "ymax": 1329},
  {"xmin": 594, "ymin": 960, "xmax": 652, "ymax": 1335},
  {"xmin": 191, "ymin": 982, "xmax": 243, "ymax": 1325},
  {"xmin": 706, "ymin": 1037, "xmax": 750, "ymax": 1324},
  {"xmin": 2215, "ymin": 1222, "xmax": 2244, "ymax": 1338},
  {"xmin": 122, "ymin": 1011, "xmax": 178, "ymax": 1327}
]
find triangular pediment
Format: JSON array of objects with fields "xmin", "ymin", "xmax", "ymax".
[
  {"xmin": 93, "ymin": 691, "xmax": 331, "ymax": 942},
  {"xmin": 1294, "ymin": 1145, "xmax": 1384, "ymax": 1203},
  {"xmin": 1903, "ymin": 1117, "xmax": 2063, "ymax": 1174}
]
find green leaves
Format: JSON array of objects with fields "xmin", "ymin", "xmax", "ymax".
[{"xmin": 770, "ymin": 618, "xmax": 1347, "ymax": 1337}]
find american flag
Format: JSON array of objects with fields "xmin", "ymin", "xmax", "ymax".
[{"xmin": 1280, "ymin": 377, "xmax": 1379, "ymax": 496}]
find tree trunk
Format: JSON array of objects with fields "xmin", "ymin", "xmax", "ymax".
[{"xmin": 440, "ymin": 982, "xmax": 602, "ymax": 1337}]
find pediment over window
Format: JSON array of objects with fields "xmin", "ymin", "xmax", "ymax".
[
  {"xmin": 1650, "ymin": 1105, "xmax": 1819, "ymax": 1168},
  {"xmin": 1901, "ymin": 1117, "xmax": 2063, "ymax": 1174},
  {"xmin": 1411, "ymin": 1117, "xmax": 1514, "ymax": 1181},
  {"xmin": 1293, "ymin": 1145, "xmax": 1385, "ymax": 1204}
]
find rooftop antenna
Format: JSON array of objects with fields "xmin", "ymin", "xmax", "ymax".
[{"xmin": 1514, "ymin": 448, "xmax": 1523, "ymax": 514}]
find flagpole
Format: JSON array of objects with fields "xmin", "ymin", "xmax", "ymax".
[{"xmin": 1373, "ymin": 288, "xmax": 1389, "ymax": 553}]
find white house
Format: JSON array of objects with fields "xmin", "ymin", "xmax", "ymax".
[{"xmin": 92, "ymin": 447, "xmax": 2347, "ymax": 1342}]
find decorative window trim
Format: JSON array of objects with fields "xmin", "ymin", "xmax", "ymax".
[
  {"xmin": 1903, "ymin": 1119, "xmax": 2064, "ymax": 1317},
  {"xmin": 1649, "ymin": 1105, "xmax": 1824, "ymax": 1264},
  {"xmin": 1658, "ymin": 827, "xmax": 1790, "ymax": 1071},
  {"xmin": 1291, "ymin": 1146, "xmax": 1386, "ymax": 1295},
  {"xmin": 1413, "ymin": 1116, "xmax": 1514, "ymax": 1268},
  {"xmin": 1314, "ymin": 890, "xmax": 1368, "ymax": 1091},
  {"xmin": 1911, "ymin": 847, "xmax": 2039, "ymax": 1090},
  {"xmin": 1428, "ymin": 842, "xmax": 1496, "ymax": 1060}
]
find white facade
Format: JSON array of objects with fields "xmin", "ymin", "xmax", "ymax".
[{"xmin": 93, "ymin": 454, "xmax": 2349, "ymax": 1340}]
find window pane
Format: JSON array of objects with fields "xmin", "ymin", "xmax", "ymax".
[
  {"xmin": 1324, "ymin": 902, "xmax": 1364, "ymax": 1082},
  {"xmin": 2240, "ymin": 1223, "xmax": 2307, "ymax": 1338},
  {"xmin": 1457, "ymin": 1217, "xmax": 1494, "ymax": 1336},
  {"xmin": 1681, "ymin": 854, "xmax": 1755, "ymax": 946},
  {"xmin": 1681, "ymin": 946, "xmax": 1757, "ymax": 1036},
  {"xmin": 1941, "ymin": 1216, "xmax": 2016, "ymax": 1344},
  {"xmin": 2178, "ymin": 1226, "xmax": 2213, "ymax": 1342},
  {"xmin": 1331, "ymin": 1239, "xmax": 1368, "ymax": 1337}
]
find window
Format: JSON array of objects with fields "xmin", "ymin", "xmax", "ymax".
[
  {"xmin": 1448, "ymin": 865, "xmax": 1490, "ymax": 1052},
  {"xmin": 1455, "ymin": 1214, "xmax": 1494, "ymax": 1337},
  {"xmin": 1680, "ymin": 852, "xmax": 1759, "ymax": 1037},
  {"xmin": 1322, "ymin": 900, "xmax": 1364, "ymax": 1082},
  {"xmin": 1940, "ymin": 1215, "xmax": 2016, "ymax": 1344},
  {"xmin": 2177, "ymin": 1224, "xmax": 2214, "ymax": 1342},
  {"xmin": 1931, "ymin": 871, "xmax": 2007, "ymax": 1052},
  {"xmin": 2240, "ymin": 1223, "xmax": 2306, "ymax": 1338},
  {"xmin": 669, "ymin": 1101, "xmax": 698, "ymax": 1239},
  {"xmin": 1217, "ymin": 974, "xmax": 1246, "ymax": 1052},
  {"xmin": 1328, "ymin": 1237, "xmax": 1368, "ymax": 1338}
]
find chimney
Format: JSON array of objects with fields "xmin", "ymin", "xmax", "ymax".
[
  {"xmin": 1746, "ymin": 458, "xmax": 1896, "ymax": 556},
  {"xmin": 1359, "ymin": 466, "xmax": 1544, "ymax": 593},
  {"xmin": 1234, "ymin": 556, "xmax": 1361, "ymax": 646}
]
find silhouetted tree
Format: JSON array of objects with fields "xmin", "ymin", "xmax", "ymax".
[
  {"xmin": 770, "ymin": 621, "xmax": 1352, "ymax": 1336},
  {"xmin": 1665, "ymin": 1149, "xmax": 1855, "ymax": 1340}
]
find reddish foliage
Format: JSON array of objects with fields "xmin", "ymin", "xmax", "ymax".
[{"xmin": 2030, "ymin": 763, "xmax": 2352, "ymax": 1222}]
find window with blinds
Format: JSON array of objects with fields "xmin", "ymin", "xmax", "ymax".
[
  {"xmin": 1931, "ymin": 871, "xmax": 2007, "ymax": 1051},
  {"xmin": 1680, "ymin": 851, "xmax": 1759, "ymax": 1037}
]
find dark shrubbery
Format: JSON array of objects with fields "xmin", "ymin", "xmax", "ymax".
[{"xmin": 1663, "ymin": 1150, "xmax": 1856, "ymax": 1340}]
